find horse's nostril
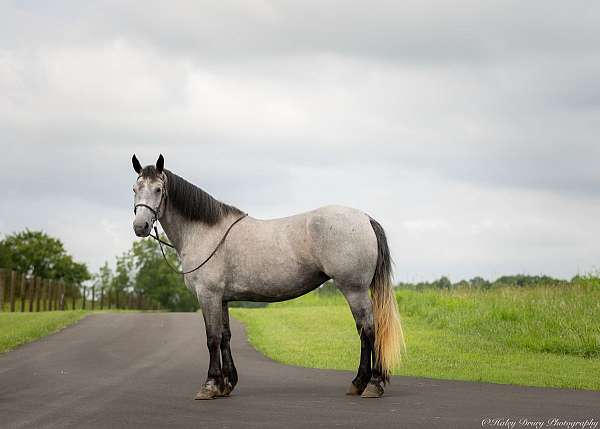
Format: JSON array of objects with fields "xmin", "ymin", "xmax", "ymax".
[{"xmin": 144, "ymin": 222, "xmax": 149, "ymax": 230}]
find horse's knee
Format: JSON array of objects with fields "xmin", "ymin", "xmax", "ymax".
[
  {"xmin": 207, "ymin": 334, "xmax": 221, "ymax": 350},
  {"xmin": 221, "ymin": 329, "xmax": 231, "ymax": 346}
]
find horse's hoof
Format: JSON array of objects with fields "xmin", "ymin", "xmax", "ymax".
[
  {"xmin": 194, "ymin": 382, "xmax": 220, "ymax": 400},
  {"xmin": 219, "ymin": 378, "xmax": 234, "ymax": 397},
  {"xmin": 346, "ymin": 382, "xmax": 365, "ymax": 396},
  {"xmin": 361, "ymin": 381, "xmax": 384, "ymax": 398}
]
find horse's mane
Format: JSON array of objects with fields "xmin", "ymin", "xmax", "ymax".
[{"xmin": 140, "ymin": 166, "xmax": 243, "ymax": 225}]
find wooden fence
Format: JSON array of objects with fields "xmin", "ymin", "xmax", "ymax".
[{"xmin": 0, "ymin": 269, "xmax": 159, "ymax": 312}]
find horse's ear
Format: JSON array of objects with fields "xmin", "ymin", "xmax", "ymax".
[
  {"xmin": 156, "ymin": 154, "xmax": 164, "ymax": 174},
  {"xmin": 132, "ymin": 154, "xmax": 142, "ymax": 174}
]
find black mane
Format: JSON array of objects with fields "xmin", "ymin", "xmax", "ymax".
[{"xmin": 141, "ymin": 166, "xmax": 243, "ymax": 225}]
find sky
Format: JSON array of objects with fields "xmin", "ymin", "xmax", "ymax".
[{"xmin": 1, "ymin": 1, "xmax": 599, "ymax": 282}]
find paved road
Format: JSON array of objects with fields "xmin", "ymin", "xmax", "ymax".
[{"xmin": 1, "ymin": 313, "xmax": 598, "ymax": 429}]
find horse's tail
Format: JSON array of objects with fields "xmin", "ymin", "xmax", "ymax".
[{"xmin": 369, "ymin": 217, "xmax": 405, "ymax": 383}]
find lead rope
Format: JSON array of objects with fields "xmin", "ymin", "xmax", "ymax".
[{"xmin": 152, "ymin": 213, "xmax": 248, "ymax": 275}]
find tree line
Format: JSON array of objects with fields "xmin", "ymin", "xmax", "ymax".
[
  {"xmin": 0, "ymin": 229, "xmax": 198, "ymax": 312},
  {"xmin": 397, "ymin": 274, "xmax": 590, "ymax": 290}
]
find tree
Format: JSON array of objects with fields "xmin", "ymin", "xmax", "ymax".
[
  {"xmin": 130, "ymin": 237, "xmax": 198, "ymax": 312},
  {"xmin": 0, "ymin": 241, "xmax": 11, "ymax": 269},
  {"xmin": 469, "ymin": 276, "xmax": 490, "ymax": 289},
  {"xmin": 433, "ymin": 276, "xmax": 452, "ymax": 289},
  {"xmin": 94, "ymin": 262, "xmax": 113, "ymax": 291},
  {"xmin": 112, "ymin": 251, "xmax": 133, "ymax": 293},
  {"xmin": 0, "ymin": 229, "xmax": 90, "ymax": 283}
]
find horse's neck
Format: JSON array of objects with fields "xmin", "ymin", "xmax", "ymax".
[
  {"xmin": 158, "ymin": 204, "xmax": 197, "ymax": 253},
  {"xmin": 158, "ymin": 203, "xmax": 227, "ymax": 255}
]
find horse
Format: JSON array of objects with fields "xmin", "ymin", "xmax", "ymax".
[{"xmin": 131, "ymin": 154, "xmax": 405, "ymax": 399}]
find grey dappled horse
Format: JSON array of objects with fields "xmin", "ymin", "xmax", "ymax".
[{"xmin": 131, "ymin": 154, "xmax": 405, "ymax": 399}]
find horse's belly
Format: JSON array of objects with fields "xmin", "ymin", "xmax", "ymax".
[{"xmin": 224, "ymin": 267, "xmax": 329, "ymax": 302}]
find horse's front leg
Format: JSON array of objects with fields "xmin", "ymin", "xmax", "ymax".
[
  {"xmin": 195, "ymin": 293, "xmax": 226, "ymax": 400},
  {"xmin": 220, "ymin": 302, "xmax": 238, "ymax": 396}
]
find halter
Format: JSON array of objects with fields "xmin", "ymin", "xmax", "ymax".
[
  {"xmin": 133, "ymin": 174, "xmax": 248, "ymax": 275},
  {"xmin": 133, "ymin": 173, "xmax": 166, "ymax": 222}
]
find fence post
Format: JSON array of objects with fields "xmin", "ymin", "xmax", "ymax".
[
  {"xmin": 46, "ymin": 279, "xmax": 51, "ymax": 311},
  {"xmin": 0, "ymin": 268, "xmax": 5, "ymax": 312},
  {"xmin": 44, "ymin": 279, "xmax": 52, "ymax": 311},
  {"xmin": 100, "ymin": 287, "xmax": 104, "ymax": 310},
  {"xmin": 28, "ymin": 277, "xmax": 35, "ymax": 312},
  {"xmin": 35, "ymin": 277, "xmax": 41, "ymax": 312},
  {"xmin": 54, "ymin": 280, "xmax": 60, "ymax": 311},
  {"xmin": 48, "ymin": 280, "xmax": 54, "ymax": 311},
  {"xmin": 52, "ymin": 280, "xmax": 58, "ymax": 311},
  {"xmin": 59, "ymin": 282, "xmax": 65, "ymax": 311},
  {"xmin": 55, "ymin": 282, "xmax": 59, "ymax": 310},
  {"xmin": 57, "ymin": 280, "xmax": 62, "ymax": 311},
  {"xmin": 35, "ymin": 277, "xmax": 40, "ymax": 312},
  {"xmin": 20, "ymin": 274, "xmax": 26, "ymax": 312},
  {"xmin": 41, "ymin": 278, "xmax": 46, "ymax": 311},
  {"xmin": 9, "ymin": 271, "xmax": 16, "ymax": 312}
]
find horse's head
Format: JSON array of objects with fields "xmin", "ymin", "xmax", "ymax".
[{"xmin": 132, "ymin": 154, "xmax": 167, "ymax": 237}]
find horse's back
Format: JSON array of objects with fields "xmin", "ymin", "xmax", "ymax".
[{"xmin": 223, "ymin": 205, "xmax": 378, "ymax": 301}]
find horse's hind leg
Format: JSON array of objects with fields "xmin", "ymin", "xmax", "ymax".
[
  {"xmin": 220, "ymin": 302, "xmax": 238, "ymax": 396},
  {"xmin": 338, "ymin": 287, "xmax": 381, "ymax": 397}
]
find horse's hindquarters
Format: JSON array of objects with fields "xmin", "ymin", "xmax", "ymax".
[{"xmin": 307, "ymin": 205, "xmax": 378, "ymax": 287}]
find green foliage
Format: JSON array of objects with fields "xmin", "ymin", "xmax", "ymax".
[
  {"xmin": 95, "ymin": 237, "xmax": 198, "ymax": 312},
  {"xmin": 0, "ymin": 229, "xmax": 90, "ymax": 284},
  {"xmin": 399, "ymin": 274, "xmax": 571, "ymax": 291},
  {"xmin": 112, "ymin": 252, "xmax": 133, "ymax": 292},
  {"xmin": 232, "ymin": 278, "xmax": 600, "ymax": 390},
  {"xmin": 396, "ymin": 280, "xmax": 600, "ymax": 358},
  {"xmin": 131, "ymin": 238, "xmax": 198, "ymax": 312},
  {"xmin": 94, "ymin": 262, "xmax": 113, "ymax": 291}
]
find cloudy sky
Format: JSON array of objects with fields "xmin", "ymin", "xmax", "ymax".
[{"xmin": 1, "ymin": 1, "xmax": 599, "ymax": 282}]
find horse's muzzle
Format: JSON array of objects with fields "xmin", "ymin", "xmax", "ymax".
[{"xmin": 133, "ymin": 221, "xmax": 152, "ymax": 237}]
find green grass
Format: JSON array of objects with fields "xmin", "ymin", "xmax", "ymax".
[
  {"xmin": 232, "ymin": 281, "xmax": 600, "ymax": 390},
  {"xmin": 0, "ymin": 311, "xmax": 89, "ymax": 353}
]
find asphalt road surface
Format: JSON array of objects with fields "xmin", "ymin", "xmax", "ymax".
[{"xmin": 1, "ymin": 313, "xmax": 598, "ymax": 429}]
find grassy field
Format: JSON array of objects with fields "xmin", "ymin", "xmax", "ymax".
[
  {"xmin": 0, "ymin": 311, "xmax": 88, "ymax": 353},
  {"xmin": 232, "ymin": 280, "xmax": 600, "ymax": 390}
]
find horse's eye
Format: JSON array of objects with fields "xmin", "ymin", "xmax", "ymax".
[{"xmin": 155, "ymin": 187, "xmax": 161, "ymax": 193}]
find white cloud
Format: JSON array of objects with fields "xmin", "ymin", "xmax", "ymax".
[{"xmin": 1, "ymin": 1, "xmax": 599, "ymax": 281}]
